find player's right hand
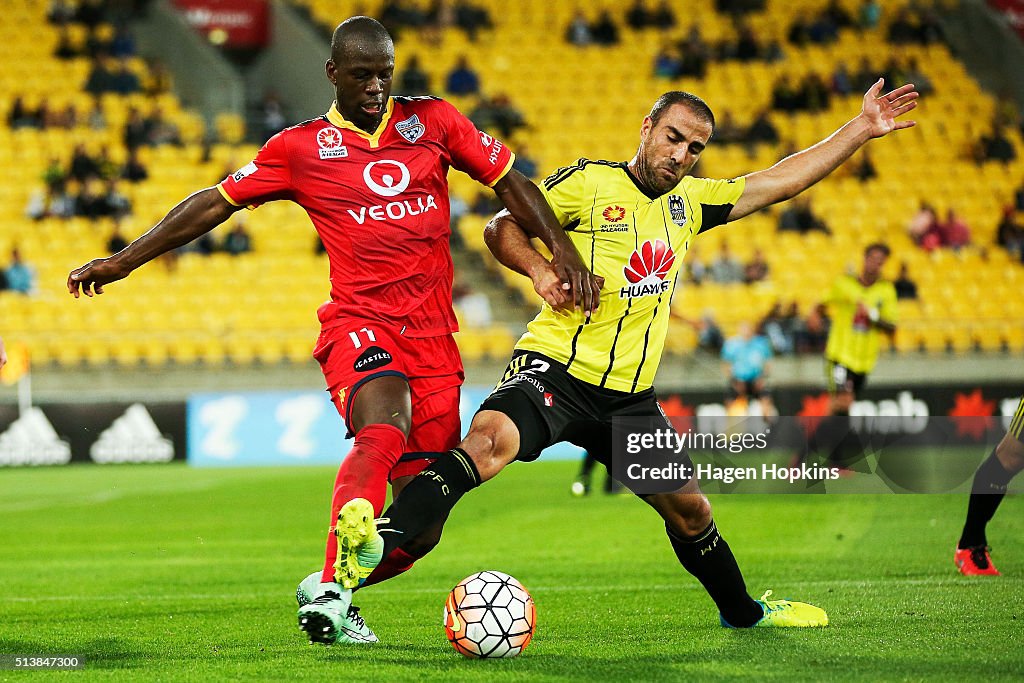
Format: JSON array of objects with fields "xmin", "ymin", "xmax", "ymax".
[{"xmin": 67, "ymin": 257, "xmax": 130, "ymax": 298}]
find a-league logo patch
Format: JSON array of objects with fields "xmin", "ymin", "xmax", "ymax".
[
  {"xmin": 396, "ymin": 114, "xmax": 426, "ymax": 143},
  {"xmin": 317, "ymin": 126, "xmax": 349, "ymax": 159},
  {"xmin": 667, "ymin": 195, "xmax": 686, "ymax": 226},
  {"xmin": 353, "ymin": 346, "xmax": 393, "ymax": 373}
]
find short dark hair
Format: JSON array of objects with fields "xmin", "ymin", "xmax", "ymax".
[
  {"xmin": 331, "ymin": 16, "xmax": 393, "ymax": 61},
  {"xmin": 864, "ymin": 242, "xmax": 891, "ymax": 258},
  {"xmin": 648, "ymin": 91, "xmax": 716, "ymax": 132}
]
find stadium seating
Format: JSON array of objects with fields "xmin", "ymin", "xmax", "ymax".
[{"xmin": 1, "ymin": 0, "xmax": 1022, "ymax": 369}]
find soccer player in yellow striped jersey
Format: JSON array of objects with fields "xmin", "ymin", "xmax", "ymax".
[
  {"xmin": 342, "ymin": 81, "xmax": 918, "ymax": 630},
  {"xmin": 515, "ymin": 161, "xmax": 743, "ymax": 392},
  {"xmin": 823, "ymin": 243, "xmax": 898, "ymax": 406},
  {"xmin": 955, "ymin": 395, "xmax": 1024, "ymax": 575}
]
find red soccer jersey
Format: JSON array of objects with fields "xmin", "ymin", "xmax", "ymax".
[{"xmin": 218, "ymin": 96, "xmax": 515, "ymax": 337}]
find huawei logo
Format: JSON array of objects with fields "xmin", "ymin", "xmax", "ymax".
[
  {"xmin": 602, "ymin": 205, "xmax": 626, "ymax": 222},
  {"xmin": 621, "ymin": 239, "xmax": 675, "ymax": 298}
]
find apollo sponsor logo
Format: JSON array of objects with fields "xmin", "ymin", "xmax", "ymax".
[
  {"xmin": 620, "ymin": 239, "xmax": 676, "ymax": 299},
  {"xmin": 90, "ymin": 403, "xmax": 174, "ymax": 464},
  {"xmin": 347, "ymin": 195, "xmax": 439, "ymax": 225},
  {"xmin": 232, "ymin": 161, "xmax": 257, "ymax": 182},
  {"xmin": 0, "ymin": 407, "xmax": 71, "ymax": 466}
]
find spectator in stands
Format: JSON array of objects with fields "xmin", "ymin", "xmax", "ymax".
[
  {"xmin": 87, "ymin": 98, "xmax": 107, "ymax": 130},
  {"xmin": 903, "ymin": 57, "xmax": 933, "ymax": 96},
  {"xmin": 8, "ymin": 96, "xmax": 38, "ymax": 129},
  {"xmin": 399, "ymin": 55, "xmax": 431, "ymax": 96},
  {"xmin": 84, "ymin": 56, "xmax": 116, "ymax": 96},
  {"xmin": 695, "ymin": 310, "xmax": 725, "ymax": 352},
  {"xmin": 797, "ymin": 303, "xmax": 830, "ymax": 353},
  {"xmin": 107, "ymin": 221, "xmax": 129, "ymax": 254},
  {"xmin": 470, "ymin": 94, "xmax": 526, "ymax": 139},
  {"xmin": 454, "ymin": 0, "xmax": 492, "ymax": 41},
  {"xmin": 591, "ymin": 10, "xmax": 621, "ymax": 46},
  {"xmin": 710, "ymin": 241, "xmax": 744, "ymax": 283},
  {"xmin": 109, "ymin": 23, "xmax": 136, "ymax": 58},
  {"xmin": 713, "ymin": 111, "xmax": 745, "ymax": 146},
  {"xmin": 778, "ymin": 197, "xmax": 830, "ymax": 234},
  {"xmin": 452, "ymin": 281, "xmax": 492, "ymax": 327},
  {"xmin": 858, "ymin": 0, "xmax": 882, "ymax": 29},
  {"xmin": 978, "ymin": 126, "xmax": 1017, "ymax": 163},
  {"xmin": 939, "ymin": 209, "xmax": 971, "ymax": 250},
  {"xmin": 223, "ymin": 221, "xmax": 253, "ymax": 256},
  {"xmin": 260, "ymin": 92, "xmax": 288, "ymax": 142},
  {"xmin": 907, "ymin": 201, "xmax": 940, "ymax": 249},
  {"xmin": 808, "ymin": 9, "xmax": 839, "ymax": 45},
  {"xmin": 677, "ymin": 34, "xmax": 709, "ymax": 78},
  {"xmin": 445, "ymin": 55, "xmax": 480, "ymax": 96},
  {"xmin": 144, "ymin": 59, "xmax": 173, "ymax": 96},
  {"xmin": 893, "ymin": 262, "xmax": 918, "ymax": 300},
  {"xmin": 69, "ymin": 144, "xmax": 100, "ymax": 182},
  {"xmin": 110, "ymin": 57, "xmax": 142, "ymax": 95},
  {"xmin": 470, "ymin": 189, "xmax": 502, "ymax": 216},
  {"xmin": 43, "ymin": 157, "xmax": 67, "ymax": 190},
  {"xmin": 721, "ymin": 322, "xmax": 776, "ymax": 417},
  {"xmin": 4, "ymin": 249, "xmax": 35, "ymax": 295},
  {"xmin": 104, "ymin": 179, "xmax": 132, "ymax": 219},
  {"xmin": 54, "ymin": 26, "xmax": 79, "ymax": 59},
  {"xmin": 744, "ymin": 248, "xmax": 770, "ymax": 284},
  {"xmin": 685, "ymin": 245, "xmax": 707, "ymax": 284},
  {"xmin": 512, "ymin": 144, "xmax": 538, "ymax": 179},
  {"xmin": 75, "ymin": 177, "xmax": 109, "ymax": 219},
  {"xmin": 123, "ymin": 106, "xmax": 148, "ymax": 150},
  {"xmin": 733, "ymin": 22, "xmax": 762, "ymax": 61},
  {"xmin": 146, "ymin": 108, "xmax": 182, "ymax": 146},
  {"xmin": 745, "ymin": 108, "xmax": 779, "ymax": 145},
  {"xmin": 653, "ymin": 45, "xmax": 680, "ymax": 78},
  {"xmin": 760, "ymin": 302, "xmax": 799, "ymax": 355},
  {"xmin": 997, "ymin": 206, "xmax": 1024, "ymax": 260},
  {"xmin": 831, "ymin": 62, "xmax": 853, "ymax": 96},
  {"xmin": 423, "ymin": 0, "xmax": 455, "ymax": 45},
  {"xmin": 853, "ymin": 57, "xmax": 877, "ymax": 93},
  {"xmin": 787, "ymin": 12, "xmax": 812, "ymax": 46},
  {"xmin": 771, "ymin": 74, "xmax": 802, "ymax": 112},
  {"xmin": 626, "ymin": 0, "xmax": 652, "ymax": 30},
  {"xmin": 887, "ymin": 7, "xmax": 917, "ymax": 43},
  {"xmin": 379, "ymin": 0, "xmax": 425, "ymax": 39},
  {"xmin": 851, "ymin": 149, "xmax": 877, "ymax": 182},
  {"xmin": 75, "ymin": 0, "xmax": 104, "ymax": 29},
  {"xmin": 800, "ymin": 72, "xmax": 832, "ymax": 112},
  {"xmin": 565, "ymin": 11, "xmax": 593, "ymax": 46},
  {"xmin": 651, "ymin": 0, "xmax": 677, "ymax": 29},
  {"xmin": 47, "ymin": 0, "xmax": 75, "ymax": 25}
]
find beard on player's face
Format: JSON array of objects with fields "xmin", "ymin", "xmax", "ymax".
[{"xmin": 638, "ymin": 143, "xmax": 689, "ymax": 196}]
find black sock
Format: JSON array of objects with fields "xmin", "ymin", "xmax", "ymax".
[
  {"xmin": 379, "ymin": 448, "xmax": 481, "ymax": 558},
  {"xmin": 666, "ymin": 521, "xmax": 764, "ymax": 628},
  {"xmin": 958, "ymin": 450, "xmax": 1013, "ymax": 549}
]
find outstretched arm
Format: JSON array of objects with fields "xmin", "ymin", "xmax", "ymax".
[
  {"xmin": 728, "ymin": 79, "xmax": 918, "ymax": 222},
  {"xmin": 67, "ymin": 188, "xmax": 241, "ymax": 297},
  {"xmin": 492, "ymin": 169, "xmax": 601, "ymax": 315}
]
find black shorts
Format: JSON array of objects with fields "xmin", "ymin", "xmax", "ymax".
[
  {"xmin": 729, "ymin": 378, "xmax": 766, "ymax": 400},
  {"xmin": 478, "ymin": 350, "xmax": 693, "ymax": 474},
  {"xmin": 826, "ymin": 359, "xmax": 867, "ymax": 396}
]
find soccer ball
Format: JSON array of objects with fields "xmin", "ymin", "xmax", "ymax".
[{"xmin": 443, "ymin": 570, "xmax": 536, "ymax": 658}]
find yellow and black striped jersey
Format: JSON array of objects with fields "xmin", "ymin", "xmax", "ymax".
[
  {"xmin": 824, "ymin": 274, "xmax": 898, "ymax": 374},
  {"xmin": 516, "ymin": 159, "xmax": 745, "ymax": 392}
]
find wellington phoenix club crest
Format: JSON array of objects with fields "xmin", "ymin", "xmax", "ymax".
[
  {"xmin": 396, "ymin": 114, "xmax": 426, "ymax": 143},
  {"xmin": 317, "ymin": 127, "xmax": 348, "ymax": 159},
  {"xmin": 621, "ymin": 239, "xmax": 675, "ymax": 298}
]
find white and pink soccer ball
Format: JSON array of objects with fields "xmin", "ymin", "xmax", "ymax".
[{"xmin": 443, "ymin": 570, "xmax": 536, "ymax": 658}]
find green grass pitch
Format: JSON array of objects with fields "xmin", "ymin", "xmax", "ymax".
[{"xmin": 0, "ymin": 461, "xmax": 1021, "ymax": 681}]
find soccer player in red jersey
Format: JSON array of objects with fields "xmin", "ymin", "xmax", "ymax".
[{"xmin": 67, "ymin": 16, "xmax": 599, "ymax": 645}]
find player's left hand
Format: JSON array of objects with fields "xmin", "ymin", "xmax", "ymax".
[
  {"xmin": 549, "ymin": 247, "xmax": 603, "ymax": 317},
  {"xmin": 860, "ymin": 79, "xmax": 918, "ymax": 138}
]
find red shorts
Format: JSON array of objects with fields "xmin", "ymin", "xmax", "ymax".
[{"xmin": 313, "ymin": 320, "xmax": 464, "ymax": 480}]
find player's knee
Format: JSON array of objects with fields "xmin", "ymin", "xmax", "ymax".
[{"xmin": 460, "ymin": 412, "xmax": 520, "ymax": 482}]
